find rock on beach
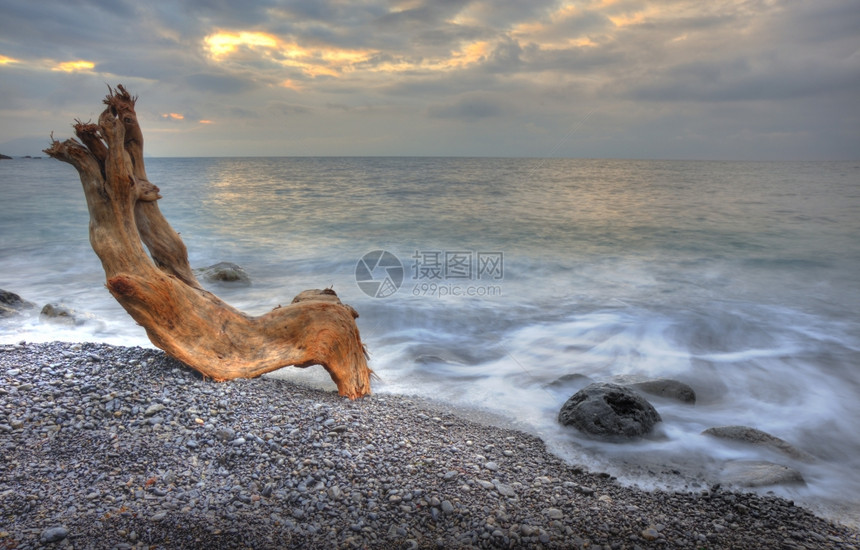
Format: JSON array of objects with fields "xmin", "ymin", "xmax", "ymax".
[
  {"xmin": 195, "ymin": 262, "xmax": 251, "ymax": 285},
  {"xmin": 558, "ymin": 382, "xmax": 662, "ymax": 439},
  {"xmin": 703, "ymin": 425, "xmax": 816, "ymax": 462},
  {"xmin": 0, "ymin": 342, "xmax": 857, "ymax": 549},
  {"xmin": 610, "ymin": 374, "xmax": 697, "ymax": 404},
  {"xmin": 0, "ymin": 289, "xmax": 35, "ymax": 317}
]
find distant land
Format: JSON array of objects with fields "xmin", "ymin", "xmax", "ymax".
[
  {"xmin": 0, "ymin": 136, "xmax": 49, "ymax": 158},
  {"xmin": 0, "ymin": 153, "xmax": 43, "ymax": 160}
]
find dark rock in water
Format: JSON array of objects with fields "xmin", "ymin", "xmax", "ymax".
[
  {"xmin": 196, "ymin": 262, "xmax": 251, "ymax": 285},
  {"xmin": 40, "ymin": 303, "xmax": 79, "ymax": 325},
  {"xmin": 0, "ymin": 153, "xmax": 11, "ymax": 160},
  {"xmin": 719, "ymin": 460, "xmax": 805, "ymax": 488},
  {"xmin": 558, "ymin": 383, "xmax": 661, "ymax": 439},
  {"xmin": 544, "ymin": 373, "xmax": 593, "ymax": 390},
  {"xmin": 702, "ymin": 425, "xmax": 815, "ymax": 462},
  {"xmin": 0, "ymin": 289, "xmax": 35, "ymax": 317},
  {"xmin": 611, "ymin": 375, "xmax": 696, "ymax": 404}
]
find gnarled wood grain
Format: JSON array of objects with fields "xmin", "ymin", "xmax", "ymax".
[{"xmin": 45, "ymin": 86, "xmax": 372, "ymax": 398}]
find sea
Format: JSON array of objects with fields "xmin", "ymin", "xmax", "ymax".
[{"xmin": 2, "ymin": 156, "xmax": 859, "ymax": 525}]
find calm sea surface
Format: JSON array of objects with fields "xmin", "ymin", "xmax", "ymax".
[{"xmin": 2, "ymin": 157, "xmax": 859, "ymax": 524}]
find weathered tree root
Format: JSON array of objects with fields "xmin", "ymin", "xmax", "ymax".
[{"xmin": 45, "ymin": 85, "xmax": 372, "ymax": 398}]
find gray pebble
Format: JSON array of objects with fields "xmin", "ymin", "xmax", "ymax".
[
  {"xmin": 0, "ymin": 342, "xmax": 856, "ymax": 550},
  {"xmin": 40, "ymin": 526, "xmax": 69, "ymax": 543},
  {"xmin": 144, "ymin": 403, "xmax": 165, "ymax": 417},
  {"xmin": 544, "ymin": 508, "xmax": 563, "ymax": 519}
]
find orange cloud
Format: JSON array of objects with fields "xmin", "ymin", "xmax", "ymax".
[
  {"xmin": 607, "ymin": 12, "xmax": 645, "ymax": 27},
  {"xmin": 52, "ymin": 60, "xmax": 95, "ymax": 72},
  {"xmin": 204, "ymin": 29, "xmax": 493, "ymax": 77},
  {"xmin": 510, "ymin": 3, "xmax": 600, "ymax": 50},
  {"xmin": 204, "ymin": 31, "xmax": 279, "ymax": 59},
  {"xmin": 0, "ymin": 55, "xmax": 20, "ymax": 65},
  {"xmin": 280, "ymin": 79, "xmax": 303, "ymax": 91},
  {"xmin": 162, "ymin": 113, "xmax": 185, "ymax": 120}
]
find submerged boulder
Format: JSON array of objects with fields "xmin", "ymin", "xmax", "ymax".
[
  {"xmin": 1, "ymin": 289, "xmax": 36, "ymax": 317},
  {"xmin": 195, "ymin": 262, "xmax": 251, "ymax": 285},
  {"xmin": 544, "ymin": 372, "xmax": 594, "ymax": 390},
  {"xmin": 702, "ymin": 425, "xmax": 814, "ymax": 462},
  {"xmin": 719, "ymin": 460, "xmax": 805, "ymax": 488},
  {"xmin": 40, "ymin": 303, "xmax": 79, "ymax": 325},
  {"xmin": 558, "ymin": 383, "xmax": 662, "ymax": 439},
  {"xmin": 611, "ymin": 374, "xmax": 696, "ymax": 404}
]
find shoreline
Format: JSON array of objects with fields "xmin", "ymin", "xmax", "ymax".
[{"xmin": 1, "ymin": 342, "xmax": 858, "ymax": 549}]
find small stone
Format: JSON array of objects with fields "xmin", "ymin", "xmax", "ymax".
[
  {"xmin": 150, "ymin": 511, "xmax": 167, "ymax": 521},
  {"xmin": 441, "ymin": 500, "xmax": 454, "ymax": 514},
  {"xmin": 641, "ymin": 527, "xmax": 660, "ymax": 541},
  {"xmin": 484, "ymin": 461, "xmax": 499, "ymax": 471},
  {"xmin": 144, "ymin": 403, "xmax": 165, "ymax": 417},
  {"xmin": 40, "ymin": 526, "xmax": 69, "ymax": 543},
  {"xmin": 544, "ymin": 508, "xmax": 563, "ymax": 519},
  {"xmin": 215, "ymin": 427, "xmax": 235, "ymax": 441},
  {"xmin": 443, "ymin": 470, "xmax": 458, "ymax": 481},
  {"xmin": 493, "ymin": 480, "xmax": 516, "ymax": 497}
]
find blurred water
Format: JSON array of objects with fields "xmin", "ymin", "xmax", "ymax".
[{"xmin": 1, "ymin": 156, "xmax": 859, "ymax": 524}]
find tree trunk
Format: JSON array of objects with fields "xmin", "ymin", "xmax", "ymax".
[{"xmin": 44, "ymin": 85, "xmax": 372, "ymax": 398}]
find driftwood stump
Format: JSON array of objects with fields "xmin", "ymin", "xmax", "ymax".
[{"xmin": 44, "ymin": 85, "xmax": 372, "ymax": 398}]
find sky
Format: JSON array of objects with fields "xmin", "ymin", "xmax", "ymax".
[{"xmin": 0, "ymin": 0, "xmax": 858, "ymax": 160}]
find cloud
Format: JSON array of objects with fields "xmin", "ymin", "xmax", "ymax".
[
  {"xmin": 184, "ymin": 72, "xmax": 260, "ymax": 95},
  {"xmin": 0, "ymin": 0, "xmax": 856, "ymax": 159},
  {"xmin": 427, "ymin": 95, "xmax": 509, "ymax": 120}
]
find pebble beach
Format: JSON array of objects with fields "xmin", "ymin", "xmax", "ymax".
[{"xmin": 1, "ymin": 342, "xmax": 858, "ymax": 549}]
